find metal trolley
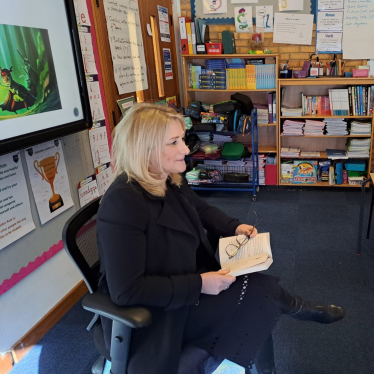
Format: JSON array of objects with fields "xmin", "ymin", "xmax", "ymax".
[{"xmin": 187, "ymin": 109, "xmax": 259, "ymax": 201}]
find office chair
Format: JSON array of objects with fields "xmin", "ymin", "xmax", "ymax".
[{"xmin": 62, "ymin": 196, "xmax": 275, "ymax": 374}]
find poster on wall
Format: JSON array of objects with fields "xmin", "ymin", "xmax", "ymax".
[
  {"xmin": 279, "ymin": 0, "xmax": 303, "ymax": 12},
  {"xmin": 316, "ymin": 32, "xmax": 342, "ymax": 53},
  {"xmin": 231, "ymin": 0, "xmax": 257, "ymax": 3},
  {"xmin": 117, "ymin": 96, "xmax": 135, "ymax": 116},
  {"xmin": 74, "ymin": 0, "xmax": 91, "ymax": 26},
  {"xmin": 86, "ymin": 76, "xmax": 105, "ymax": 121},
  {"xmin": 318, "ymin": 0, "xmax": 344, "ymax": 10},
  {"xmin": 89, "ymin": 122, "xmax": 111, "ymax": 168},
  {"xmin": 163, "ymin": 48, "xmax": 173, "ymax": 80},
  {"xmin": 256, "ymin": 6, "xmax": 273, "ymax": 32},
  {"xmin": 234, "ymin": 6, "xmax": 253, "ymax": 33},
  {"xmin": 317, "ymin": 11, "xmax": 343, "ymax": 31},
  {"xmin": 0, "ymin": 151, "xmax": 35, "ymax": 251},
  {"xmin": 273, "ymin": 13, "xmax": 313, "ymax": 45},
  {"xmin": 203, "ymin": 0, "xmax": 228, "ymax": 14},
  {"xmin": 25, "ymin": 140, "xmax": 74, "ymax": 225},
  {"xmin": 103, "ymin": 0, "xmax": 148, "ymax": 94},
  {"xmin": 96, "ymin": 162, "xmax": 113, "ymax": 196},
  {"xmin": 158, "ymin": 6, "xmax": 171, "ymax": 43},
  {"xmin": 78, "ymin": 174, "xmax": 100, "ymax": 207}
]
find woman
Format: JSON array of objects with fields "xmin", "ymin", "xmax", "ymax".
[{"xmin": 97, "ymin": 103, "xmax": 344, "ymax": 374}]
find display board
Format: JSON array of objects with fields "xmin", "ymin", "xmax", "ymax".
[{"xmin": 192, "ymin": 0, "xmax": 316, "ymax": 24}]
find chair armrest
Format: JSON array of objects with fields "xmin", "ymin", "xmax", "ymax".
[{"xmin": 82, "ymin": 293, "xmax": 152, "ymax": 329}]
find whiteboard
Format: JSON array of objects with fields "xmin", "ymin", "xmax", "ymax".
[{"xmin": 342, "ymin": 0, "xmax": 374, "ymax": 59}]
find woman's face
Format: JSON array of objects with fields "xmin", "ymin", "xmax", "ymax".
[{"xmin": 151, "ymin": 120, "xmax": 189, "ymax": 176}]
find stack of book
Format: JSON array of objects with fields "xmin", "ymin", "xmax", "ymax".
[
  {"xmin": 245, "ymin": 154, "xmax": 265, "ymax": 185},
  {"xmin": 326, "ymin": 149, "xmax": 348, "ymax": 160},
  {"xmin": 324, "ymin": 118, "xmax": 348, "ymax": 135},
  {"xmin": 281, "ymin": 147, "xmax": 300, "ymax": 157},
  {"xmin": 255, "ymin": 104, "xmax": 269, "ymax": 125},
  {"xmin": 282, "ymin": 120, "xmax": 304, "ymax": 135},
  {"xmin": 281, "ymin": 161, "xmax": 293, "ymax": 183},
  {"xmin": 346, "ymin": 138, "xmax": 371, "ymax": 158},
  {"xmin": 199, "ymin": 69, "xmax": 226, "ymax": 90},
  {"xmin": 303, "ymin": 120, "xmax": 325, "ymax": 135},
  {"xmin": 281, "ymin": 106, "xmax": 302, "ymax": 116},
  {"xmin": 349, "ymin": 120, "xmax": 372, "ymax": 135},
  {"xmin": 206, "ymin": 59, "xmax": 225, "ymax": 70}
]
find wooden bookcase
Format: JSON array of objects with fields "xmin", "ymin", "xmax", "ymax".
[
  {"xmin": 182, "ymin": 54, "xmax": 279, "ymax": 181},
  {"xmin": 278, "ymin": 78, "xmax": 374, "ymax": 187}
]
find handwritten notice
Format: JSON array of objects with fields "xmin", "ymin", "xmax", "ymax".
[
  {"xmin": 103, "ymin": 0, "xmax": 148, "ymax": 94},
  {"xmin": 0, "ymin": 152, "xmax": 35, "ymax": 251},
  {"xmin": 78, "ymin": 175, "xmax": 100, "ymax": 207},
  {"xmin": 95, "ymin": 162, "xmax": 113, "ymax": 196},
  {"xmin": 343, "ymin": 0, "xmax": 374, "ymax": 59},
  {"xmin": 89, "ymin": 122, "xmax": 111, "ymax": 168},
  {"xmin": 86, "ymin": 77, "xmax": 105, "ymax": 121}
]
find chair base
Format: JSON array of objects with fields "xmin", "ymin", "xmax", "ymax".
[{"xmin": 92, "ymin": 355, "xmax": 106, "ymax": 374}]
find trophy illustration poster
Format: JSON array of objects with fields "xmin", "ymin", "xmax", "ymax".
[{"xmin": 25, "ymin": 139, "xmax": 73, "ymax": 225}]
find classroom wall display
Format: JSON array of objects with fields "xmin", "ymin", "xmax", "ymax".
[
  {"xmin": 192, "ymin": 0, "xmax": 313, "ymax": 24},
  {"xmin": 273, "ymin": 13, "xmax": 314, "ymax": 45},
  {"xmin": 315, "ymin": 0, "xmax": 343, "ymax": 54},
  {"xmin": 256, "ymin": 6, "xmax": 274, "ymax": 32},
  {"xmin": 278, "ymin": 0, "xmax": 303, "ymax": 11},
  {"xmin": 0, "ymin": 0, "xmax": 91, "ymax": 156},
  {"xmin": 103, "ymin": 0, "xmax": 148, "ymax": 94},
  {"xmin": 25, "ymin": 139, "xmax": 74, "ymax": 225},
  {"xmin": 78, "ymin": 174, "xmax": 100, "ymax": 207},
  {"xmin": 89, "ymin": 122, "xmax": 111, "ymax": 169},
  {"xmin": 0, "ymin": 151, "xmax": 35, "ymax": 251},
  {"xmin": 203, "ymin": 0, "xmax": 228, "ymax": 15},
  {"xmin": 342, "ymin": 0, "xmax": 374, "ymax": 59},
  {"xmin": 231, "ymin": 0, "xmax": 257, "ymax": 3},
  {"xmin": 234, "ymin": 6, "xmax": 253, "ymax": 33}
]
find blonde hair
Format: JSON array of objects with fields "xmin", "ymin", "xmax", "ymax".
[{"xmin": 111, "ymin": 103, "xmax": 186, "ymax": 197}]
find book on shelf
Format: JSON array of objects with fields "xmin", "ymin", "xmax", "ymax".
[
  {"xmin": 219, "ymin": 233, "xmax": 273, "ymax": 276},
  {"xmin": 178, "ymin": 17, "xmax": 191, "ymax": 55},
  {"xmin": 186, "ymin": 20, "xmax": 193, "ymax": 55},
  {"xmin": 326, "ymin": 149, "xmax": 348, "ymax": 159},
  {"xmin": 300, "ymin": 151, "xmax": 320, "ymax": 157},
  {"xmin": 301, "ymin": 94, "xmax": 330, "ymax": 116}
]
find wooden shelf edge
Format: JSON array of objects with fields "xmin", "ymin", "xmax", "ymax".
[
  {"xmin": 280, "ymin": 135, "xmax": 371, "ymax": 138},
  {"xmin": 183, "ymin": 54, "xmax": 278, "ymax": 58},
  {"xmin": 279, "ymin": 182, "xmax": 361, "ymax": 187},
  {"xmin": 187, "ymin": 89, "xmax": 276, "ymax": 92},
  {"xmin": 280, "ymin": 115, "xmax": 373, "ymax": 119}
]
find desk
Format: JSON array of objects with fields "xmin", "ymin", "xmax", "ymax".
[{"xmin": 357, "ymin": 173, "xmax": 374, "ymax": 255}]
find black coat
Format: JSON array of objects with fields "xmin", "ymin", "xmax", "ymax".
[
  {"xmin": 97, "ymin": 174, "xmax": 241, "ymax": 373},
  {"xmin": 97, "ymin": 173, "xmax": 281, "ymax": 373}
]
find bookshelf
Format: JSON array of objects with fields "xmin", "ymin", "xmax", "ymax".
[
  {"xmin": 278, "ymin": 77, "xmax": 374, "ymax": 187},
  {"xmin": 182, "ymin": 54, "xmax": 279, "ymax": 189}
]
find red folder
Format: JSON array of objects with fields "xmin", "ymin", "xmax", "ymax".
[
  {"xmin": 179, "ymin": 17, "xmax": 191, "ymax": 55},
  {"xmin": 265, "ymin": 164, "xmax": 277, "ymax": 185}
]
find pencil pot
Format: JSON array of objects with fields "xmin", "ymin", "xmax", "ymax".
[{"xmin": 280, "ymin": 69, "xmax": 292, "ymax": 78}]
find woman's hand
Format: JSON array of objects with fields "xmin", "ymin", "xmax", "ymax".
[
  {"xmin": 235, "ymin": 224, "xmax": 258, "ymax": 238},
  {"xmin": 200, "ymin": 269, "xmax": 236, "ymax": 295}
]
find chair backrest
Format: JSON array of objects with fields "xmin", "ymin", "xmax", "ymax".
[{"xmin": 62, "ymin": 197, "xmax": 102, "ymax": 293}]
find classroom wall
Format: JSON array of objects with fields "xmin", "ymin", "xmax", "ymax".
[
  {"xmin": 0, "ymin": 131, "xmax": 94, "ymax": 353},
  {"xmin": 180, "ymin": 0, "xmax": 367, "ymax": 70}
]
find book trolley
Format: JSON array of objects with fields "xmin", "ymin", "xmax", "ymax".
[
  {"xmin": 187, "ymin": 109, "xmax": 260, "ymax": 201},
  {"xmin": 182, "ymin": 54, "xmax": 279, "ymax": 199}
]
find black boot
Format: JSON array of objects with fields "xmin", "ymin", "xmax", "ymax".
[{"xmin": 278, "ymin": 287, "xmax": 345, "ymax": 324}]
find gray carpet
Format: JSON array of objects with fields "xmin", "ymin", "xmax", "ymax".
[{"xmin": 9, "ymin": 188, "xmax": 374, "ymax": 374}]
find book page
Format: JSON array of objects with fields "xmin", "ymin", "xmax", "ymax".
[{"xmin": 219, "ymin": 233, "xmax": 272, "ymax": 275}]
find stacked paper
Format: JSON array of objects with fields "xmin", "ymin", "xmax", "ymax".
[
  {"xmin": 281, "ymin": 107, "xmax": 302, "ymax": 116},
  {"xmin": 245, "ymin": 154, "xmax": 266, "ymax": 185},
  {"xmin": 303, "ymin": 120, "xmax": 325, "ymax": 135},
  {"xmin": 281, "ymin": 147, "xmax": 300, "ymax": 157},
  {"xmin": 282, "ymin": 120, "xmax": 305, "ymax": 135},
  {"xmin": 349, "ymin": 121, "xmax": 372, "ymax": 135},
  {"xmin": 346, "ymin": 138, "xmax": 371, "ymax": 158},
  {"xmin": 255, "ymin": 104, "xmax": 269, "ymax": 125},
  {"xmin": 324, "ymin": 118, "xmax": 348, "ymax": 136}
]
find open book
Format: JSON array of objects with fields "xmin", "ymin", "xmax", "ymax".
[{"xmin": 219, "ymin": 233, "xmax": 273, "ymax": 276}]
